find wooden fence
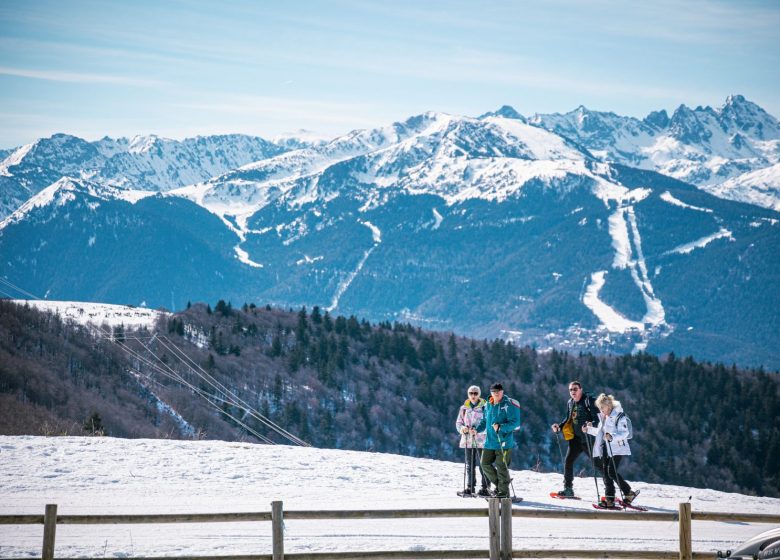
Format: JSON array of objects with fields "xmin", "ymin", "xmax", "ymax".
[{"xmin": 1, "ymin": 500, "xmax": 779, "ymax": 560}]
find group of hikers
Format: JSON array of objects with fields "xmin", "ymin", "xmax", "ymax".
[{"xmin": 455, "ymin": 380, "xmax": 638, "ymax": 508}]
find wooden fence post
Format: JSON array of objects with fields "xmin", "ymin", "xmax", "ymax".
[
  {"xmin": 488, "ymin": 498, "xmax": 500, "ymax": 560},
  {"xmin": 272, "ymin": 500, "xmax": 284, "ymax": 560},
  {"xmin": 500, "ymin": 497, "xmax": 513, "ymax": 560},
  {"xmin": 679, "ymin": 502, "xmax": 692, "ymax": 560},
  {"xmin": 42, "ymin": 504, "xmax": 57, "ymax": 560}
]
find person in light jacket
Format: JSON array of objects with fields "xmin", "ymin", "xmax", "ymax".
[
  {"xmin": 583, "ymin": 393, "xmax": 638, "ymax": 508},
  {"xmin": 455, "ymin": 385, "xmax": 490, "ymax": 496}
]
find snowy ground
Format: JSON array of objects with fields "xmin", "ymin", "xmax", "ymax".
[
  {"xmin": 1, "ymin": 436, "xmax": 778, "ymax": 557},
  {"xmin": 10, "ymin": 300, "xmax": 166, "ymax": 329}
]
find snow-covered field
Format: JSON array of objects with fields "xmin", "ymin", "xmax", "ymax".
[
  {"xmin": 1, "ymin": 436, "xmax": 778, "ymax": 557},
  {"xmin": 10, "ymin": 300, "xmax": 166, "ymax": 329}
]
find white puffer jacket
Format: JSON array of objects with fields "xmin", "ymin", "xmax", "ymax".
[
  {"xmin": 455, "ymin": 398, "xmax": 487, "ymax": 449},
  {"xmin": 585, "ymin": 402, "xmax": 631, "ymax": 457}
]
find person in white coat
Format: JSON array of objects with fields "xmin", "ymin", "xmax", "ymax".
[
  {"xmin": 583, "ymin": 393, "xmax": 638, "ymax": 508},
  {"xmin": 455, "ymin": 385, "xmax": 489, "ymax": 496}
]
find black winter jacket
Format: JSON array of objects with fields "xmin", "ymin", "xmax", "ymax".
[{"xmin": 558, "ymin": 393, "xmax": 600, "ymax": 440}]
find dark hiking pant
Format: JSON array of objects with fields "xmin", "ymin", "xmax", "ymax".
[
  {"xmin": 480, "ymin": 448, "xmax": 512, "ymax": 497},
  {"xmin": 465, "ymin": 447, "xmax": 489, "ymax": 491},
  {"xmin": 563, "ymin": 435, "xmax": 600, "ymax": 488},
  {"xmin": 596, "ymin": 452, "xmax": 632, "ymax": 498}
]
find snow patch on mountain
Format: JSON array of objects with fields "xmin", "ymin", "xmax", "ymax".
[
  {"xmin": 10, "ymin": 299, "xmax": 166, "ymax": 329},
  {"xmin": 0, "ymin": 142, "xmax": 35, "ymax": 176},
  {"xmin": 326, "ymin": 247, "xmax": 375, "ymax": 313},
  {"xmin": 664, "ymin": 227, "xmax": 735, "ymax": 256},
  {"xmin": 607, "ymin": 206, "xmax": 639, "ymax": 270},
  {"xmin": 360, "ymin": 220, "xmax": 382, "ymax": 243},
  {"xmin": 234, "ymin": 245, "xmax": 263, "ymax": 268},
  {"xmin": 296, "ymin": 254, "xmax": 324, "ymax": 266},
  {"xmin": 708, "ymin": 163, "xmax": 780, "ymax": 212},
  {"xmin": 660, "ymin": 191, "xmax": 713, "ymax": 213},
  {"xmin": 582, "ymin": 271, "xmax": 645, "ymax": 332},
  {"xmin": 432, "ymin": 208, "xmax": 443, "ymax": 229},
  {"xmin": 592, "ymin": 201, "xmax": 666, "ymax": 335},
  {"xmin": 625, "ymin": 207, "xmax": 665, "ymax": 327}
]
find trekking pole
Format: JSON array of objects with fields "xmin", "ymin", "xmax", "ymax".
[
  {"xmin": 463, "ymin": 432, "xmax": 468, "ymax": 492},
  {"xmin": 606, "ymin": 439, "xmax": 626, "ymax": 503},
  {"xmin": 471, "ymin": 429, "xmax": 478, "ymax": 492},
  {"xmin": 554, "ymin": 430, "xmax": 565, "ymax": 471},
  {"xmin": 584, "ymin": 429, "xmax": 601, "ymax": 501}
]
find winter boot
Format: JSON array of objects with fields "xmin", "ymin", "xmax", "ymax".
[
  {"xmin": 598, "ymin": 496, "xmax": 616, "ymax": 508},
  {"xmin": 556, "ymin": 487, "xmax": 575, "ymax": 498},
  {"xmin": 461, "ymin": 488, "xmax": 473, "ymax": 496},
  {"xmin": 477, "ymin": 487, "xmax": 490, "ymax": 497},
  {"xmin": 623, "ymin": 490, "xmax": 640, "ymax": 505}
]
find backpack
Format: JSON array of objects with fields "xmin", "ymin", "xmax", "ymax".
[{"xmin": 617, "ymin": 412, "xmax": 633, "ymax": 440}]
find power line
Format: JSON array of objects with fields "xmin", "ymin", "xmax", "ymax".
[
  {"xmin": 157, "ymin": 335, "xmax": 310, "ymax": 447},
  {"xmin": 0, "ymin": 277, "xmax": 41, "ymax": 300},
  {"xmin": 95, "ymin": 326, "xmax": 277, "ymax": 445},
  {"xmin": 0, "ymin": 276, "xmax": 310, "ymax": 447}
]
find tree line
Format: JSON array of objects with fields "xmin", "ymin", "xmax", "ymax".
[{"xmin": 1, "ymin": 298, "xmax": 778, "ymax": 497}]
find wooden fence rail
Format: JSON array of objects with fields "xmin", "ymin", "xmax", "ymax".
[{"xmin": 2, "ymin": 501, "xmax": 779, "ymax": 560}]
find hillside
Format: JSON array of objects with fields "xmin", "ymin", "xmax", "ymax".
[{"xmin": 1, "ymin": 299, "xmax": 778, "ymax": 497}]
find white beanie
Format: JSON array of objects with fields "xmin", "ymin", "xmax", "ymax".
[{"xmin": 467, "ymin": 385, "xmax": 481, "ymax": 397}]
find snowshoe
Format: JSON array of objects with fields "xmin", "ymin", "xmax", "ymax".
[
  {"xmin": 593, "ymin": 502, "xmax": 622, "ymax": 510},
  {"xmin": 593, "ymin": 497, "xmax": 621, "ymax": 510},
  {"xmin": 457, "ymin": 489, "xmax": 477, "ymax": 498},
  {"xmin": 481, "ymin": 490, "xmax": 523, "ymax": 503},
  {"xmin": 550, "ymin": 488, "xmax": 580, "ymax": 500},
  {"xmin": 616, "ymin": 498, "xmax": 647, "ymax": 511}
]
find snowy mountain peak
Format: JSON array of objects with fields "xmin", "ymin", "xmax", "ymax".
[
  {"xmin": 668, "ymin": 104, "xmax": 712, "ymax": 144},
  {"xmin": 12, "ymin": 133, "xmax": 102, "ymax": 169},
  {"xmin": 128, "ymin": 134, "xmax": 164, "ymax": 153},
  {"xmin": 0, "ymin": 176, "xmax": 155, "ymax": 231},
  {"xmin": 719, "ymin": 94, "xmax": 780, "ymax": 140},
  {"xmin": 644, "ymin": 109, "xmax": 670, "ymax": 129},
  {"xmin": 479, "ymin": 105, "xmax": 526, "ymax": 122}
]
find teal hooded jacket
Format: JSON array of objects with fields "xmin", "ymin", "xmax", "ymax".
[{"xmin": 476, "ymin": 394, "xmax": 522, "ymax": 450}]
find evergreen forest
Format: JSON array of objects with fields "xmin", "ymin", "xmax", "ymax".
[{"xmin": 1, "ymin": 299, "xmax": 778, "ymax": 497}]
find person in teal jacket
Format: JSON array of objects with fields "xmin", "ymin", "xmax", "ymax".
[{"xmin": 476, "ymin": 382, "xmax": 522, "ymax": 498}]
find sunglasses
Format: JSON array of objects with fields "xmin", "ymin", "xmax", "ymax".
[
  {"xmin": 469, "ymin": 392, "xmax": 479, "ymax": 395},
  {"xmin": 569, "ymin": 387, "xmax": 581, "ymax": 392}
]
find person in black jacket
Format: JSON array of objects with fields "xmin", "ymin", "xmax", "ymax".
[{"xmin": 550, "ymin": 380, "xmax": 600, "ymax": 497}]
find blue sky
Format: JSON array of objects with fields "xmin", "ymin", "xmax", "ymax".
[{"xmin": 1, "ymin": 0, "xmax": 779, "ymax": 148}]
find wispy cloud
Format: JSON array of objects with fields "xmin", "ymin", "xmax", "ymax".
[
  {"xmin": 0, "ymin": 66, "xmax": 167, "ymax": 87},
  {"xmin": 176, "ymin": 94, "xmax": 392, "ymax": 126}
]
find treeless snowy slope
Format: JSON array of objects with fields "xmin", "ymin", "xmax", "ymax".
[
  {"xmin": 10, "ymin": 299, "xmax": 166, "ymax": 329},
  {"xmin": 1, "ymin": 437, "xmax": 777, "ymax": 558}
]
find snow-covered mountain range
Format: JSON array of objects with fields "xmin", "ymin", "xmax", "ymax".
[
  {"xmin": 0, "ymin": 133, "xmax": 285, "ymax": 218},
  {"xmin": 529, "ymin": 94, "xmax": 780, "ymax": 210},
  {"xmin": 1, "ymin": 96, "xmax": 779, "ymax": 367}
]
